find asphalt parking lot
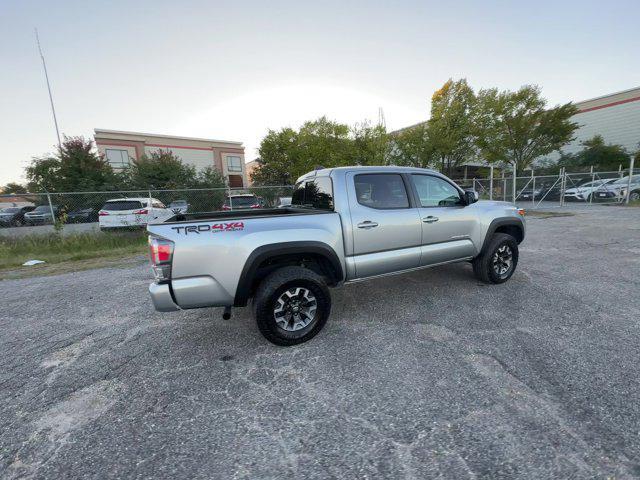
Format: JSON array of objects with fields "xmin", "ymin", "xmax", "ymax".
[{"xmin": 1, "ymin": 206, "xmax": 639, "ymax": 479}]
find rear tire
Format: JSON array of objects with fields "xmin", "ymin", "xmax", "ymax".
[
  {"xmin": 472, "ymin": 233, "xmax": 519, "ymax": 284},
  {"xmin": 253, "ymin": 266, "xmax": 331, "ymax": 346}
]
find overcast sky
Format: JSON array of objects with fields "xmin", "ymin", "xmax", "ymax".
[{"xmin": 1, "ymin": 0, "xmax": 639, "ymax": 185}]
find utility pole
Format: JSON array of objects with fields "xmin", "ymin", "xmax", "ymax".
[{"xmin": 35, "ymin": 28, "xmax": 61, "ymax": 150}]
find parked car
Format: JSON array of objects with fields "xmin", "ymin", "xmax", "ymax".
[
  {"xmin": 0, "ymin": 206, "xmax": 36, "ymax": 227},
  {"xmin": 66, "ymin": 207, "xmax": 99, "ymax": 223},
  {"xmin": 168, "ymin": 200, "xmax": 190, "ymax": 214},
  {"xmin": 593, "ymin": 176, "xmax": 640, "ymax": 201},
  {"xmin": 148, "ymin": 165, "xmax": 525, "ymax": 346},
  {"xmin": 619, "ymin": 176, "xmax": 640, "ymax": 202},
  {"xmin": 98, "ymin": 198, "xmax": 174, "ymax": 230},
  {"xmin": 221, "ymin": 194, "xmax": 262, "ymax": 211},
  {"xmin": 563, "ymin": 178, "xmax": 617, "ymax": 202},
  {"xmin": 24, "ymin": 205, "xmax": 60, "ymax": 225},
  {"xmin": 519, "ymin": 183, "xmax": 560, "ymax": 201}
]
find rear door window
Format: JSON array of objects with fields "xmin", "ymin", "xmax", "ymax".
[
  {"xmin": 103, "ymin": 201, "xmax": 143, "ymax": 211},
  {"xmin": 291, "ymin": 177, "xmax": 334, "ymax": 210},
  {"xmin": 354, "ymin": 174, "xmax": 409, "ymax": 209}
]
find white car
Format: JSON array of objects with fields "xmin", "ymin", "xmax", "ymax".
[
  {"xmin": 98, "ymin": 198, "xmax": 174, "ymax": 230},
  {"xmin": 563, "ymin": 178, "xmax": 617, "ymax": 202},
  {"xmin": 594, "ymin": 175, "xmax": 640, "ymax": 201}
]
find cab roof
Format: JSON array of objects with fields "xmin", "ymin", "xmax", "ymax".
[{"xmin": 296, "ymin": 165, "xmax": 439, "ymax": 183}]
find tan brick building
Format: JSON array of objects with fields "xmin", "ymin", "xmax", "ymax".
[{"xmin": 94, "ymin": 129, "xmax": 248, "ymax": 187}]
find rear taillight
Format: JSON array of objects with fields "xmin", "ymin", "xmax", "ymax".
[
  {"xmin": 98, "ymin": 211, "xmax": 109, "ymax": 216},
  {"xmin": 250, "ymin": 204, "xmax": 260, "ymax": 208},
  {"xmin": 149, "ymin": 236, "xmax": 174, "ymax": 282},
  {"xmin": 133, "ymin": 209, "xmax": 148, "ymax": 215},
  {"xmin": 221, "ymin": 205, "xmax": 231, "ymax": 210}
]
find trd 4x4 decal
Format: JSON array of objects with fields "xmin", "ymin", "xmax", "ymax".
[{"xmin": 171, "ymin": 222, "xmax": 245, "ymax": 235}]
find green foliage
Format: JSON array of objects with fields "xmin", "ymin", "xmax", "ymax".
[
  {"xmin": 558, "ymin": 135, "xmax": 630, "ymax": 171},
  {"xmin": 0, "ymin": 232, "xmax": 147, "ymax": 270},
  {"xmin": 252, "ymin": 117, "xmax": 389, "ymax": 185},
  {"xmin": 473, "ymin": 85, "xmax": 579, "ymax": 170},
  {"xmin": 350, "ymin": 121, "xmax": 389, "ymax": 166},
  {"xmin": 25, "ymin": 136, "xmax": 118, "ymax": 192},
  {"xmin": 428, "ymin": 79, "xmax": 477, "ymax": 175},
  {"xmin": 196, "ymin": 165, "xmax": 227, "ymax": 188},
  {"xmin": 387, "ymin": 123, "xmax": 435, "ymax": 168},
  {"xmin": 1, "ymin": 182, "xmax": 28, "ymax": 194},
  {"xmin": 25, "ymin": 156, "xmax": 62, "ymax": 192},
  {"xmin": 121, "ymin": 149, "xmax": 200, "ymax": 190}
]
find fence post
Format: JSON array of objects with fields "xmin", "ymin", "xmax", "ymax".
[
  {"xmin": 559, "ymin": 167, "xmax": 566, "ymax": 207},
  {"xmin": 590, "ymin": 166, "xmax": 595, "ymax": 205},
  {"xmin": 626, "ymin": 156, "xmax": 636, "ymax": 205},
  {"xmin": 489, "ymin": 166, "xmax": 494, "ymax": 200},
  {"xmin": 531, "ymin": 171, "xmax": 536, "ymax": 206},
  {"xmin": 502, "ymin": 170, "xmax": 506, "ymax": 201},
  {"xmin": 512, "ymin": 162, "xmax": 517, "ymax": 204},
  {"xmin": 46, "ymin": 192, "xmax": 55, "ymax": 225}
]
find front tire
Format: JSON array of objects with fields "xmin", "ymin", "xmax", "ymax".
[
  {"xmin": 253, "ymin": 266, "xmax": 331, "ymax": 346},
  {"xmin": 472, "ymin": 233, "xmax": 519, "ymax": 284}
]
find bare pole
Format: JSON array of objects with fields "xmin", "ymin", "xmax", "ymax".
[{"xmin": 35, "ymin": 28, "xmax": 61, "ymax": 149}]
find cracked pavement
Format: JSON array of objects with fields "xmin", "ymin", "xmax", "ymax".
[{"xmin": 1, "ymin": 206, "xmax": 640, "ymax": 479}]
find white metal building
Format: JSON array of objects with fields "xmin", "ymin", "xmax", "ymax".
[{"xmin": 541, "ymin": 86, "xmax": 640, "ymax": 162}]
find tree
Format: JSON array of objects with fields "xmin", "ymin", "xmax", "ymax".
[
  {"xmin": 387, "ymin": 122, "xmax": 435, "ymax": 168},
  {"xmin": 25, "ymin": 156, "xmax": 62, "ymax": 192},
  {"xmin": 349, "ymin": 121, "xmax": 388, "ymax": 166},
  {"xmin": 252, "ymin": 117, "xmax": 387, "ymax": 186},
  {"xmin": 25, "ymin": 136, "xmax": 118, "ymax": 192},
  {"xmin": 473, "ymin": 85, "xmax": 579, "ymax": 170},
  {"xmin": 57, "ymin": 136, "xmax": 119, "ymax": 191},
  {"xmin": 121, "ymin": 149, "xmax": 199, "ymax": 189},
  {"xmin": 428, "ymin": 79, "xmax": 477, "ymax": 175},
  {"xmin": 559, "ymin": 135, "xmax": 630, "ymax": 171},
  {"xmin": 195, "ymin": 165, "xmax": 227, "ymax": 188},
  {"xmin": 252, "ymin": 127, "xmax": 299, "ymax": 185},
  {"xmin": 2, "ymin": 182, "xmax": 28, "ymax": 194}
]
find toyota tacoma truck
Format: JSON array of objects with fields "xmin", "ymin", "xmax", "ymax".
[{"xmin": 147, "ymin": 166, "xmax": 525, "ymax": 346}]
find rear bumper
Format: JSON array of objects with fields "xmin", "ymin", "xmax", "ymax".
[
  {"xmin": 149, "ymin": 276, "xmax": 234, "ymax": 312},
  {"xmin": 149, "ymin": 283, "xmax": 180, "ymax": 312}
]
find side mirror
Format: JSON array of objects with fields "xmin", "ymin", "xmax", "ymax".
[{"xmin": 464, "ymin": 190, "xmax": 479, "ymax": 205}]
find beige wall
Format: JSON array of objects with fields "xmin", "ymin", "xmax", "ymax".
[{"xmin": 94, "ymin": 129, "xmax": 247, "ymax": 185}]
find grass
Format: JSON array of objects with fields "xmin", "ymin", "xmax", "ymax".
[{"xmin": 0, "ymin": 231, "xmax": 148, "ymax": 276}]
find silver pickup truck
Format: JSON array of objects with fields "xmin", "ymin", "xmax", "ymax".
[{"xmin": 147, "ymin": 166, "xmax": 525, "ymax": 346}]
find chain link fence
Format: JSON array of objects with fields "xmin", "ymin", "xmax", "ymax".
[
  {"xmin": 1, "ymin": 165, "xmax": 638, "ymax": 236},
  {"xmin": 453, "ymin": 166, "xmax": 638, "ymax": 209},
  {"xmin": 0, "ymin": 185, "xmax": 294, "ymax": 235}
]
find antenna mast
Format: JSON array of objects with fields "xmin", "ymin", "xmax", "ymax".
[{"xmin": 35, "ymin": 28, "xmax": 61, "ymax": 149}]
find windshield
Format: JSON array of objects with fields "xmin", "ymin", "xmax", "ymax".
[
  {"xmin": 32, "ymin": 206, "xmax": 51, "ymax": 213},
  {"xmin": 224, "ymin": 196, "xmax": 257, "ymax": 207},
  {"xmin": 102, "ymin": 201, "xmax": 144, "ymax": 211},
  {"xmin": 612, "ymin": 176, "xmax": 636, "ymax": 185},
  {"xmin": 291, "ymin": 177, "xmax": 334, "ymax": 210}
]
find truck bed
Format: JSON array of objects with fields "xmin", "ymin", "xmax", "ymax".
[{"xmin": 163, "ymin": 207, "xmax": 331, "ymax": 224}]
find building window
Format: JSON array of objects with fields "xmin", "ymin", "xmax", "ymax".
[
  {"xmin": 226, "ymin": 156, "xmax": 242, "ymax": 172},
  {"xmin": 105, "ymin": 149, "xmax": 131, "ymax": 168}
]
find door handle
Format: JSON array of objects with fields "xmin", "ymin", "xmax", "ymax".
[
  {"xmin": 357, "ymin": 221, "xmax": 379, "ymax": 229},
  {"xmin": 422, "ymin": 216, "xmax": 439, "ymax": 223}
]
